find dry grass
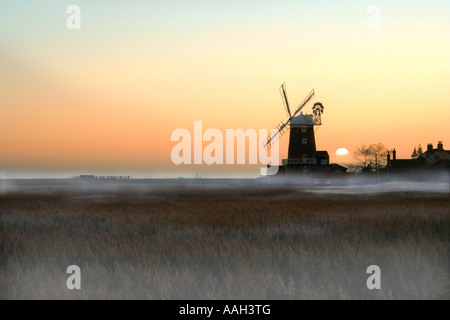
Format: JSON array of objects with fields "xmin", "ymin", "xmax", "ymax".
[{"xmin": 0, "ymin": 187, "xmax": 449, "ymax": 299}]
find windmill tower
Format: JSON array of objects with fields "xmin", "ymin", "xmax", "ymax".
[{"xmin": 265, "ymin": 83, "xmax": 327, "ymax": 174}]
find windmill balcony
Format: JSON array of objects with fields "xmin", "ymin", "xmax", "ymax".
[{"xmin": 282, "ymin": 158, "xmax": 317, "ymax": 165}]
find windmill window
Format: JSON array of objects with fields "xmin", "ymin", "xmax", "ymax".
[
  {"xmin": 302, "ymin": 138, "xmax": 307, "ymax": 144},
  {"xmin": 302, "ymin": 127, "xmax": 307, "ymax": 132}
]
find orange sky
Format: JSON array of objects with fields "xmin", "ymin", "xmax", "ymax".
[{"xmin": 1, "ymin": 1, "xmax": 449, "ymax": 178}]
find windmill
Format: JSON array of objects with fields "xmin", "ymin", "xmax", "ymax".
[
  {"xmin": 265, "ymin": 83, "xmax": 323, "ymax": 149},
  {"xmin": 265, "ymin": 83, "xmax": 327, "ymax": 172}
]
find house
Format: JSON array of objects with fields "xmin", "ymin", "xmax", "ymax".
[
  {"xmin": 422, "ymin": 141, "xmax": 450, "ymax": 167},
  {"xmin": 329, "ymin": 163, "xmax": 348, "ymax": 173},
  {"xmin": 387, "ymin": 141, "xmax": 450, "ymax": 173}
]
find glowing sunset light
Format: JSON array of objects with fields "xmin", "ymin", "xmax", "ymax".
[
  {"xmin": 336, "ymin": 148, "xmax": 349, "ymax": 156},
  {"xmin": 0, "ymin": 1, "xmax": 449, "ymax": 178}
]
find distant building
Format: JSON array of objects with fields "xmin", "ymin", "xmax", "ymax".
[
  {"xmin": 329, "ymin": 163, "xmax": 349, "ymax": 173},
  {"xmin": 422, "ymin": 141, "xmax": 450, "ymax": 169},
  {"xmin": 78, "ymin": 175, "xmax": 95, "ymax": 180},
  {"xmin": 75, "ymin": 175, "xmax": 130, "ymax": 180},
  {"xmin": 387, "ymin": 141, "xmax": 450, "ymax": 173}
]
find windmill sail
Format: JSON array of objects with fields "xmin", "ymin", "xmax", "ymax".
[
  {"xmin": 265, "ymin": 87, "xmax": 315, "ymax": 150},
  {"xmin": 264, "ymin": 120, "xmax": 289, "ymax": 149},
  {"xmin": 280, "ymin": 83, "xmax": 291, "ymax": 117},
  {"xmin": 291, "ymin": 89, "xmax": 315, "ymax": 118}
]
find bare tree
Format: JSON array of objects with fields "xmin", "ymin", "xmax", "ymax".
[
  {"xmin": 352, "ymin": 143, "xmax": 388, "ymax": 173},
  {"xmin": 370, "ymin": 143, "xmax": 388, "ymax": 172},
  {"xmin": 352, "ymin": 143, "xmax": 372, "ymax": 171},
  {"xmin": 352, "ymin": 144, "xmax": 372, "ymax": 168}
]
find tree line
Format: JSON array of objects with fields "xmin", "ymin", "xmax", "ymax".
[{"xmin": 350, "ymin": 143, "xmax": 424, "ymax": 173}]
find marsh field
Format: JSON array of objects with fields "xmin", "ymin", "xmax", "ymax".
[{"xmin": 0, "ymin": 179, "xmax": 449, "ymax": 299}]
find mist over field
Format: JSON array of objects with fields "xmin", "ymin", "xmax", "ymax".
[
  {"xmin": 0, "ymin": 178, "xmax": 449, "ymax": 299},
  {"xmin": 1, "ymin": 171, "xmax": 449, "ymax": 196}
]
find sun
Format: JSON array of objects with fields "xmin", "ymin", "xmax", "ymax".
[{"xmin": 336, "ymin": 148, "xmax": 349, "ymax": 156}]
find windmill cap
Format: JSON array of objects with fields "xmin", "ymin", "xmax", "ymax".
[
  {"xmin": 290, "ymin": 113, "xmax": 314, "ymax": 125},
  {"xmin": 313, "ymin": 102, "xmax": 324, "ymax": 107}
]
